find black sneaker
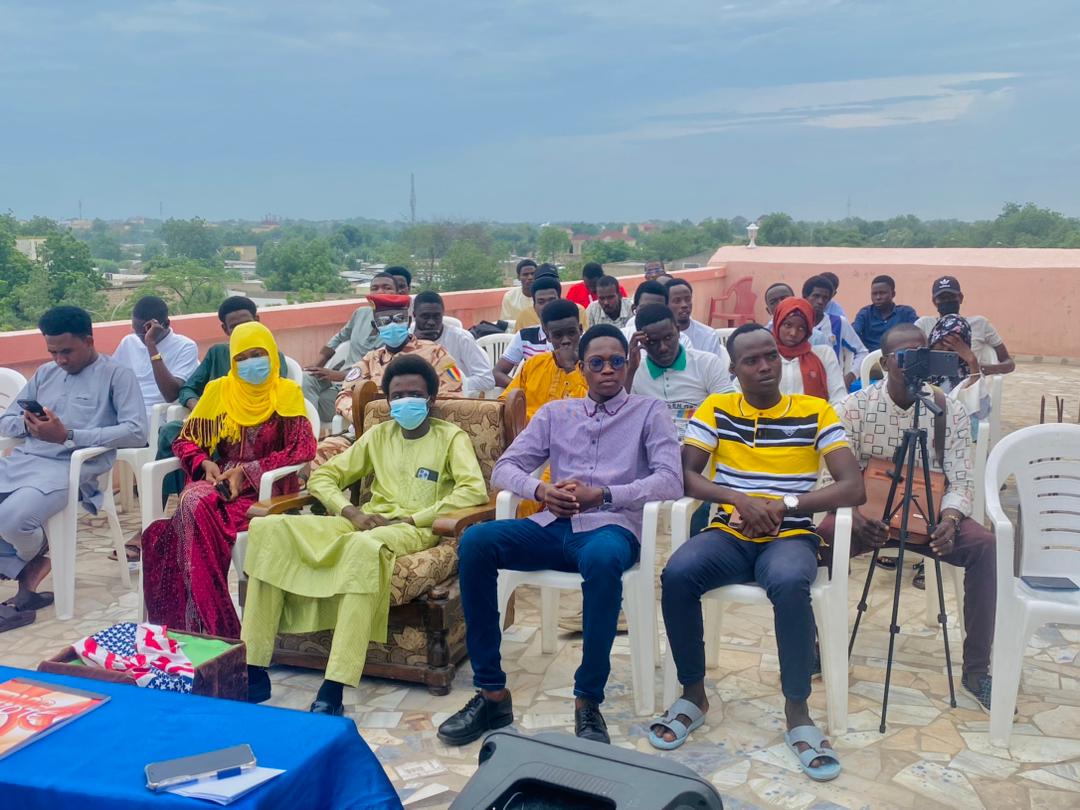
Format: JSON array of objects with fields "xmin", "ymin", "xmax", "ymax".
[
  {"xmin": 437, "ymin": 690, "xmax": 514, "ymax": 746},
  {"xmin": 575, "ymin": 702, "xmax": 610, "ymax": 744},
  {"xmin": 309, "ymin": 699, "xmax": 344, "ymax": 716},
  {"xmin": 962, "ymin": 673, "xmax": 993, "ymax": 713},
  {"xmin": 913, "ymin": 562, "xmax": 926, "ymax": 591}
]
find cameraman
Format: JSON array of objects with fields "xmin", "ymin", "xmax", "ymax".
[{"xmin": 817, "ymin": 323, "xmax": 998, "ymax": 712}]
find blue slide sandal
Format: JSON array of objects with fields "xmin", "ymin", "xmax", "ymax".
[{"xmin": 784, "ymin": 725, "xmax": 841, "ymax": 782}]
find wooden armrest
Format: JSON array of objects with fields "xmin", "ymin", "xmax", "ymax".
[
  {"xmin": 246, "ymin": 491, "xmax": 317, "ymax": 519},
  {"xmin": 431, "ymin": 495, "xmax": 498, "ymax": 538}
]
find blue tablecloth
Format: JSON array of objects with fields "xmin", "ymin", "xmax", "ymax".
[{"xmin": 0, "ymin": 666, "xmax": 401, "ymax": 810}]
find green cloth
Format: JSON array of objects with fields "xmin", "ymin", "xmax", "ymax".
[
  {"xmin": 177, "ymin": 343, "xmax": 287, "ymax": 407},
  {"xmin": 646, "ymin": 346, "xmax": 686, "ymax": 378},
  {"xmin": 241, "ymin": 418, "xmax": 488, "ymax": 647}
]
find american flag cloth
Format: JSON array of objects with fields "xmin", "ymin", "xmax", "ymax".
[{"xmin": 74, "ymin": 623, "xmax": 195, "ymax": 693}]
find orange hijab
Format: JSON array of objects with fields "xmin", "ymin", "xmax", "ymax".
[{"xmin": 772, "ymin": 298, "xmax": 829, "ymax": 401}]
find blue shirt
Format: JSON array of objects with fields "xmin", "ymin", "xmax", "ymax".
[{"xmin": 853, "ymin": 303, "xmax": 919, "ymax": 352}]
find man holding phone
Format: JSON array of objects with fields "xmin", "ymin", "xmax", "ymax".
[
  {"xmin": 111, "ymin": 296, "xmax": 199, "ymax": 421},
  {"xmin": 0, "ymin": 306, "xmax": 147, "ymax": 632}
]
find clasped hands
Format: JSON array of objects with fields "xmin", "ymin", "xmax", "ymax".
[
  {"xmin": 852, "ymin": 507, "xmax": 957, "ymax": 556},
  {"xmin": 341, "ymin": 505, "xmax": 414, "ymax": 532},
  {"xmin": 534, "ymin": 479, "xmax": 604, "ymax": 518},
  {"xmin": 200, "ymin": 460, "xmax": 247, "ymax": 502},
  {"xmin": 728, "ymin": 494, "xmax": 788, "ymax": 538}
]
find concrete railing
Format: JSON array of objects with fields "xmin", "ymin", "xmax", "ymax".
[{"xmin": 1, "ymin": 265, "xmax": 731, "ymax": 377}]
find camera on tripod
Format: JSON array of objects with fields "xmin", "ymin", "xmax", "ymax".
[{"xmin": 895, "ymin": 347, "xmax": 960, "ymax": 386}]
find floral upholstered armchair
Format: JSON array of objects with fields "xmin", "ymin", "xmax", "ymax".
[{"xmin": 247, "ymin": 381, "xmax": 526, "ymax": 694}]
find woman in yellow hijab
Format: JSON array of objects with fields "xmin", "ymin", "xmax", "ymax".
[{"xmin": 143, "ymin": 322, "xmax": 318, "ymax": 638}]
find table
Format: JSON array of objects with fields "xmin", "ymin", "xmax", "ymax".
[{"xmin": 0, "ymin": 666, "xmax": 401, "ymax": 810}]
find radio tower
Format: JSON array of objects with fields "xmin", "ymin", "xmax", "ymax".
[{"xmin": 410, "ymin": 173, "xmax": 416, "ymax": 223}]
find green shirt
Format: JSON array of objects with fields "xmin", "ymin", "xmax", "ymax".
[{"xmin": 177, "ymin": 343, "xmax": 287, "ymax": 407}]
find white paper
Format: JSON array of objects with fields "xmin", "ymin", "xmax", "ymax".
[{"xmin": 167, "ymin": 767, "xmax": 285, "ymax": 805}]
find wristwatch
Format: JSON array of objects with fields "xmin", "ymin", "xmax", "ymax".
[
  {"xmin": 601, "ymin": 487, "xmax": 613, "ymax": 510},
  {"xmin": 782, "ymin": 494, "xmax": 800, "ymax": 514},
  {"xmin": 64, "ymin": 429, "xmax": 76, "ymax": 449}
]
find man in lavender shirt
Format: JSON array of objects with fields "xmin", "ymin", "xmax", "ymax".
[{"xmin": 438, "ymin": 324, "xmax": 683, "ymax": 746}]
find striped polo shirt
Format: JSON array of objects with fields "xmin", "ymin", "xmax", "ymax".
[{"xmin": 684, "ymin": 392, "xmax": 848, "ymax": 542}]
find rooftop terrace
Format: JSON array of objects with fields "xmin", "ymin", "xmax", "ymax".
[{"xmin": 3, "ymin": 361, "xmax": 1079, "ymax": 809}]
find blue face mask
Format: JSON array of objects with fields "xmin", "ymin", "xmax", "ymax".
[
  {"xmin": 378, "ymin": 322, "xmax": 410, "ymax": 348},
  {"xmin": 236, "ymin": 356, "xmax": 272, "ymax": 385},
  {"xmin": 390, "ymin": 397, "xmax": 429, "ymax": 431}
]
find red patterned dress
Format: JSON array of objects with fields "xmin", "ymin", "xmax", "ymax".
[{"xmin": 142, "ymin": 414, "xmax": 317, "ymax": 638}]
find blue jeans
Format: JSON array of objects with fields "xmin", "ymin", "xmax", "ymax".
[
  {"xmin": 458, "ymin": 518, "xmax": 638, "ymax": 705},
  {"xmin": 661, "ymin": 528, "xmax": 820, "ymax": 701}
]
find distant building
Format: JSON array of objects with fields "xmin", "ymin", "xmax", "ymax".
[
  {"xmin": 225, "ymin": 245, "xmax": 258, "ymax": 262},
  {"xmin": 569, "ymin": 225, "xmax": 639, "ymax": 255},
  {"xmin": 14, "ymin": 237, "xmax": 47, "ymax": 261}
]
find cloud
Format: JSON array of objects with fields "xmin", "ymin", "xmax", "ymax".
[{"xmin": 609, "ymin": 72, "xmax": 1020, "ymax": 139}]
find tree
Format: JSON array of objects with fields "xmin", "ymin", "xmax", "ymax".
[
  {"xmin": 756, "ymin": 212, "xmax": 805, "ymax": 246},
  {"xmin": 639, "ymin": 225, "xmax": 712, "ymax": 261},
  {"xmin": 141, "ymin": 240, "xmax": 165, "ymax": 261},
  {"xmin": 162, "ymin": 217, "xmax": 221, "ymax": 262},
  {"xmin": 134, "ymin": 257, "xmax": 240, "ymax": 315},
  {"xmin": 582, "ymin": 239, "xmax": 634, "ymax": 263},
  {"xmin": 39, "ymin": 231, "xmax": 107, "ymax": 314},
  {"xmin": 536, "ymin": 227, "xmax": 571, "ymax": 261},
  {"xmin": 439, "ymin": 240, "xmax": 502, "ymax": 292},
  {"xmin": 256, "ymin": 237, "xmax": 349, "ymax": 295}
]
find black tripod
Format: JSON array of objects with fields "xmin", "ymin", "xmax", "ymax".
[{"xmin": 848, "ymin": 386, "xmax": 957, "ymax": 732}]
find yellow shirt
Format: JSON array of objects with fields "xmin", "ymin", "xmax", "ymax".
[
  {"xmin": 501, "ymin": 352, "xmax": 588, "ymax": 422},
  {"xmin": 514, "ymin": 302, "xmax": 589, "ymax": 333},
  {"xmin": 684, "ymin": 392, "xmax": 848, "ymax": 542}
]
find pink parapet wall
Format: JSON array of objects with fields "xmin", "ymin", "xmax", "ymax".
[
  {"xmin": 707, "ymin": 246, "xmax": 1080, "ymax": 359},
  {"xmin": 0, "ymin": 265, "xmax": 731, "ymax": 378}
]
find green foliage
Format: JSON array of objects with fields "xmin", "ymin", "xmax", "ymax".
[
  {"xmin": 756, "ymin": 212, "xmax": 805, "ymax": 246},
  {"xmin": 18, "ymin": 216, "xmax": 60, "ymax": 237},
  {"xmin": 162, "ymin": 217, "xmax": 222, "ymax": 262},
  {"xmin": 582, "ymin": 239, "xmax": 634, "ymax": 263},
  {"xmin": 0, "ymin": 229, "xmax": 106, "ymax": 328},
  {"xmin": 256, "ymin": 237, "xmax": 349, "ymax": 295},
  {"xmin": 536, "ymin": 227, "xmax": 571, "ymax": 261},
  {"xmin": 133, "ymin": 257, "xmax": 239, "ymax": 315},
  {"xmin": 638, "ymin": 225, "xmax": 714, "ymax": 261},
  {"xmin": 140, "ymin": 240, "xmax": 165, "ymax": 261},
  {"xmin": 439, "ymin": 240, "xmax": 502, "ymax": 292}
]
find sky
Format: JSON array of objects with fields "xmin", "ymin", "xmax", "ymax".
[{"xmin": 2, "ymin": 1, "xmax": 1079, "ymax": 224}]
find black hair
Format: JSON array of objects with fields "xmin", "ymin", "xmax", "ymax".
[
  {"xmin": 532, "ymin": 275, "xmax": 562, "ymax": 297},
  {"xmin": 370, "ymin": 272, "xmax": 398, "ymax": 286},
  {"xmin": 516, "ymin": 258, "xmax": 537, "ymax": 274},
  {"xmin": 384, "ymin": 266, "xmax": 412, "ymax": 288},
  {"xmin": 633, "ymin": 280, "xmax": 669, "ymax": 306},
  {"xmin": 880, "ymin": 323, "xmax": 926, "ymax": 355},
  {"xmin": 39, "ymin": 305, "xmax": 93, "ymax": 338},
  {"xmin": 540, "ymin": 298, "xmax": 580, "ymax": 327},
  {"xmin": 535, "ymin": 263, "xmax": 560, "ymax": 278},
  {"xmin": 217, "ymin": 295, "xmax": 257, "ymax": 324},
  {"xmin": 413, "ymin": 290, "xmax": 444, "ymax": 309},
  {"xmin": 578, "ymin": 323, "xmax": 628, "ymax": 360},
  {"xmin": 765, "ymin": 281, "xmax": 794, "ymax": 298},
  {"xmin": 872, "ymin": 274, "xmax": 896, "ymax": 290},
  {"xmin": 582, "ymin": 262, "xmax": 604, "ymax": 280},
  {"xmin": 634, "ymin": 303, "xmax": 676, "ymax": 331},
  {"xmin": 132, "ymin": 295, "xmax": 169, "ymax": 323},
  {"xmin": 821, "ymin": 271, "xmax": 840, "ymax": 291},
  {"xmin": 666, "ymin": 277, "xmax": 693, "ymax": 295},
  {"xmin": 382, "ymin": 353, "xmax": 439, "ymax": 398},
  {"xmin": 802, "ymin": 275, "xmax": 834, "ymax": 298},
  {"xmin": 596, "ymin": 274, "xmax": 620, "ymax": 289},
  {"xmin": 726, "ymin": 322, "xmax": 771, "ymax": 361}
]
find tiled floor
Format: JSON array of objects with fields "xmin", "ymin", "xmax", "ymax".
[{"xmin": 4, "ymin": 362, "xmax": 1080, "ymax": 809}]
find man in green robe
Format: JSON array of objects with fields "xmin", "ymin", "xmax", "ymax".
[{"xmin": 241, "ymin": 355, "xmax": 489, "ymax": 715}]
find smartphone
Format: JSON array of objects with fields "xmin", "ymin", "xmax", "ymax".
[
  {"xmin": 17, "ymin": 399, "xmax": 47, "ymax": 418},
  {"xmin": 215, "ymin": 480, "xmax": 233, "ymax": 499},
  {"xmin": 1021, "ymin": 576, "xmax": 1079, "ymax": 592},
  {"xmin": 145, "ymin": 743, "xmax": 256, "ymax": 791}
]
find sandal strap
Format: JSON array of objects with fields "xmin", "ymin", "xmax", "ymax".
[
  {"xmin": 652, "ymin": 716, "xmax": 689, "ymax": 738},
  {"xmin": 786, "ymin": 725, "xmax": 839, "ymax": 766}
]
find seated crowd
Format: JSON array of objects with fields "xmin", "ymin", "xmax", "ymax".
[{"xmin": 0, "ymin": 264, "xmax": 1012, "ymax": 783}]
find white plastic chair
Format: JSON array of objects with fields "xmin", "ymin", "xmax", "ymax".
[
  {"xmin": 714, "ymin": 327, "xmax": 735, "ymax": 346},
  {"xmin": 0, "ymin": 368, "xmax": 28, "ymax": 457},
  {"xmin": 987, "ymin": 423, "xmax": 1080, "ymax": 745},
  {"xmin": 859, "ymin": 350, "xmax": 883, "ymax": 389},
  {"xmin": 661, "ymin": 498, "xmax": 853, "ymax": 736},
  {"xmin": 138, "ymin": 400, "xmax": 320, "ymax": 620},
  {"xmin": 443, "ymin": 315, "xmax": 464, "ymax": 330},
  {"xmin": 477, "ymin": 332, "xmax": 514, "ymax": 369},
  {"xmin": 283, "ymin": 355, "xmax": 303, "ymax": 382},
  {"xmin": 987, "ymin": 373, "xmax": 1004, "ymax": 451},
  {"xmin": 494, "ymin": 490, "xmax": 667, "ymax": 717},
  {"xmin": 115, "ymin": 402, "xmax": 172, "ymax": 513}
]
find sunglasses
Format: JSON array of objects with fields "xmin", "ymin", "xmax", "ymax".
[
  {"xmin": 374, "ymin": 312, "xmax": 410, "ymax": 327},
  {"xmin": 584, "ymin": 355, "xmax": 627, "ymax": 372}
]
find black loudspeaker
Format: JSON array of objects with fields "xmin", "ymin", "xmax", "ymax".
[{"xmin": 449, "ymin": 730, "xmax": 724, "ymax": 810}]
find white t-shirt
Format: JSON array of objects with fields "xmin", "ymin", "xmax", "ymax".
[
  {"xmin": 111, "ymin": 330, "xmax": 200, "ymax": 414},
  {"xmin": 916, "ymin": 315, "xmax": 1004, "ymax": 367},
  {"xmin": 631, "ymin": 347, "xmax": 735, "ymax": 438}
]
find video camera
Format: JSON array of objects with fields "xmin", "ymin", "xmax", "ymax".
[{"xmin": 895, "ymin": 347, "xmax": 960, "ymax": 387}]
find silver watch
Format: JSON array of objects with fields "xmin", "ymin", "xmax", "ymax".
[
  {"xmin": 64, "ymin": 429, "xmax": 75, "ymax": 449},
  {"xmin": 782, "ymin": 494, "xmax": 800, "ymax": 514}
]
